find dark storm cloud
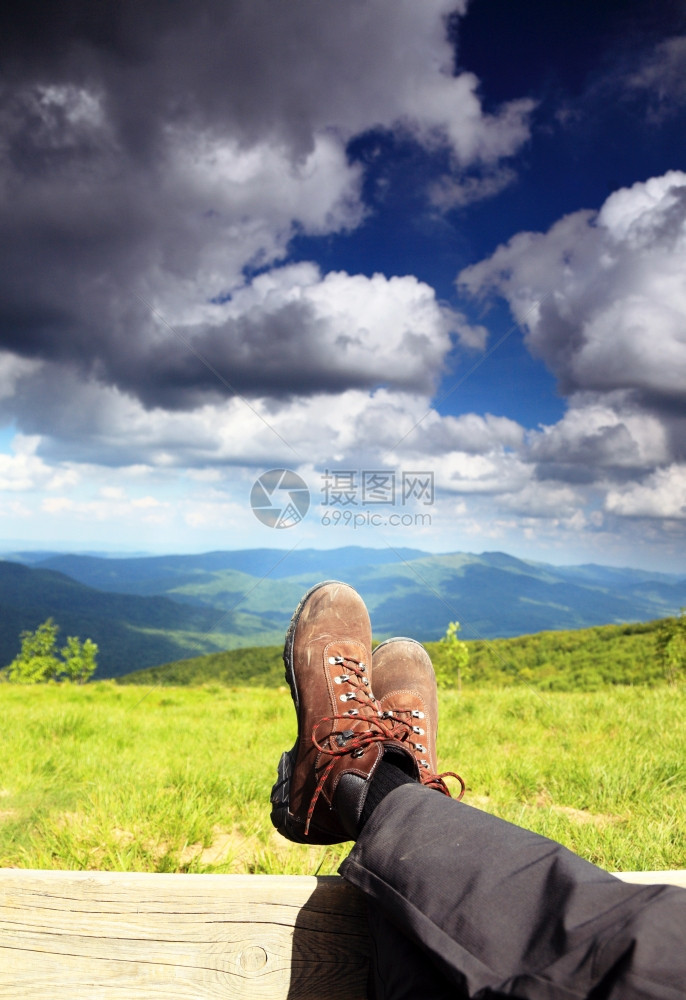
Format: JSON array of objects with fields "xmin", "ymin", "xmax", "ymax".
[
  {"xmin": 0, "ymin": 289, "xmax": 443, "ymax": 415},
  {"xmin": 109, "ymin": 300, "xmax": 443, "ymax": 409},
  {"xmin": 0, "ymin": 0, "xmax": 352, "ymax": 156},
  {"xmin": 2, "ymin": 0, "xmax": 498, "ymax": 425}
]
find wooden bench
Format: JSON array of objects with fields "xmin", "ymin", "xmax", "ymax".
[{"xmin": 1, "ymin": 869, "xmax": 685, "ymax": 999}]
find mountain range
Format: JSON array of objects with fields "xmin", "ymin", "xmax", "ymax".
[{"xmin": 0, "ymin": 546, "xmax": 683, "ymax": 679}]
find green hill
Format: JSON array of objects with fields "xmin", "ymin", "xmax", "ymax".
[
  {"xmin": 119, "ymin": 616, "xmax": 679, "ymax": 691},
  {"xmin": 429, "ymin": 618, "xmax": 674, "ymax": 690},
  {"xmin": 118, "ymin": 644, "xmax": 285, "ymax": 687},
  {"xmin": 0, "ymin": 560, "xmax": 282, "ymax": 678},
  {"xmin": 3, "ymin": 549, "xmax": 683, "ymax": 678}
]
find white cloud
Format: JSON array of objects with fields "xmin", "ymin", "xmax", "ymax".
[
  {"xmin": 459, "ymin": 171, "xmax": 686, "ymax": 410},
  {"xmin": 6, "ymin": 265, "xmax": 459, "ymax": 445},
  {"xmin": 0, "ymin": 353, "xmax": 42, "ymax": 401},
  {"xmin": 429, "ymin": 166, "xmax": 517, "ymax": 210},
  {"xmin": 458, "ymin": 171, "xmax": 686, "ymax": 520},
  {"xmin": 626, "ymin": 35, "xmax": 686, "ymax": 120},
  {"xmin": 20, "ymin": 379, "xmax": 532, "ymax": 498},
  {"xmin": 380, "ymin": 409, "xmax": 524, "ymax": 462},
  {"xmin": 500, "ymin": 481, "xmax": 583, "ymax": 519},
  {"xmin": 211, "ymin": 265, "xmax": 457, "ymax": 393},
  {"xmin": 42, "ymin": 494, "xmax": 171, "ymax": 524},
  {"xmin": 448, "ymin": 170, "xmax": 686, "ymax": 550},
  {"xmin": 436, "ymin": 449, "xmax": 530, "ymax": 495},
  {"xmin": 0, "ymin": 435, "xmax": 78, "ymax": 492},
  {"xmin": 605, "ymin": 464, "xmax": 686, "ymax": 519},
  {"xmin": 174, "ymin": 0, "xmax": 531, "ymax": 169},
  {"xmin": 450, "ymin": 312, "xmax": 491, "ymax": 351},
  {"xmin": 529, "ymin": 399, "xmax": 670, "ymax": 476},
  {"xmin": 396, "ymin": 69, "xmax": 533, "ymax": 166},
  {"xmin": 155, "ymin": 130, "xmax": 366, "ymax": 309}
]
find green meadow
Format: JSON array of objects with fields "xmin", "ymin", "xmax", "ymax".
[{"xmin": 1, "ymin": 680, "xmax": 684, "ymax": 875}]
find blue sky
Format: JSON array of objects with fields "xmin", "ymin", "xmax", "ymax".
[{"xmin": 0, "ymin": 0, "xmax": 685, "ymax": 570}]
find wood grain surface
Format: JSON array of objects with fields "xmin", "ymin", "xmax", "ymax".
[{"xmin": 1, "ymin": 869, "xmax": 684, "ymax": 999}]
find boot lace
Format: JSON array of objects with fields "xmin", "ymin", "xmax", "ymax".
[
  {"xmin": 305, "ymin": 655, "xmax": 464, "ymax": 834},
  {"xmin": 376, "ymin": 704, "xmax": 466, "ymax": 799}
]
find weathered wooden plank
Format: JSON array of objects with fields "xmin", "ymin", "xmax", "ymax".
[
  {"xmin": 615, "ymin": 870, "xmax": 686, "ymax": 887},
  {"xmin": 0, "ymin": 872, "xmax": 369, "ymax": 1000},
  {"xmin": 1, "ymin": 870, "xmax": 684, "ymax": 999}
]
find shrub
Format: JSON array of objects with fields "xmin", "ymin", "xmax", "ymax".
[{"xmin": 2, "ymin": 618, "xmax": 98, "ymax": 684}]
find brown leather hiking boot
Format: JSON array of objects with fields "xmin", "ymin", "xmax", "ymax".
[
  {"xmin": 372, "ymin": 637, "xmax": 465, "ymax": 798},
  {"xmin": 271, "ymin": 582, "xmax": 419, "ymax": 844}
]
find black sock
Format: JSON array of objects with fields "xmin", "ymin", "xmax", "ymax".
[{"xmin": 360, "ymin": 755, "xmax": 416, "ymax": 829}]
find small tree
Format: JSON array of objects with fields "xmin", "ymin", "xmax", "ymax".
[
  {"xmin": 657, "ymin": 609, "xmax": 686, "ymax": 686},
  {"xmin": 3, "ymin": 619, "xmax": 98, "ymax": 684},
  {"xmin": 442, "ymin": 620, "xmax": 470, "ymax": 691},
  {"xmin": 61, "ymin": 636, "xmax": 99, "ymax": 684},
  {"xmin": 5, "ymin": 618, "xmax": 61, "ymax": 683}
]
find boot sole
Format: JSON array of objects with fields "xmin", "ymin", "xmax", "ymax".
[{"xmin": 270, "ymin": 581, "xmax": 348, "ymax": 844}]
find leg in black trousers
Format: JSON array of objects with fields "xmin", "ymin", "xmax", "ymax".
[{"xmin": 340, "ymin": 783, "xmax": 686, "ymax": 1000}]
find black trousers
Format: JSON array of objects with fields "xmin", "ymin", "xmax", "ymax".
[{"xmin": 339, "ymin": 783, "xmax": 686, "ymax": 1000}]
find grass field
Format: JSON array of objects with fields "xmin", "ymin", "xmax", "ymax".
[{"xmin": 1, "ymin": 680, "xmax": 684, "ymax": 875}]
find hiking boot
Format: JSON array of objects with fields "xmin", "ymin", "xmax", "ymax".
[
  {"xmin": 270, "ymin": 582, "xmax": 419, "ymax": 844},
  {"xmin": 372, "ymin": 637, "xmax": 465, "ymax": 798}
]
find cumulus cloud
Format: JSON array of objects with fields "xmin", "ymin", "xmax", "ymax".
[
  {"xmin": 0, "ymin": 434, "xmax": 78, "ymax": 492},
  {"xmin": 605, "ymin": 464, "xmax": 686, "ymax": 519},
  {"xmin": 459, "ymin": 171, "xmax": 686, "ymax": 409},
  {"xmin": 0, "ymin": 368, "xmax": 532, "ymax": 509},
  {"xmin": 0, "ymin": 0, "xmax": 533, "ymax": 441},
  {"xmin": 0, "ymin": 103, "xmax": 365, "ymax": 387},
  {"xmin": 0, "ymin": 0, "xmax": 530, "ymax": 163},
  {"xmin": 205, "ymin": 266, "xmax": 457, "ymax": 397},
  {"xmin": 393, "ymin": 410, "xmax": 524, "ymax": 458},
  {"xmin": 530, "ymin": 399, "xmax": 671, "ymax": 483},
  {"xmin": 459, "ymin": 171, "xmax": 686, "ymax": 497},
  {"xmin": 500, "ymin": 481, "xmax": 582, "ymax": 519},
  {"xmin": 0, "ymin": 264, "xmax": 457, "ymax": 429}
]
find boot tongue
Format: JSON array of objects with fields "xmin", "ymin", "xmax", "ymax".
[{"xmin": 334, "ymin": 771, "xmax": 369, "ymax": 839}]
